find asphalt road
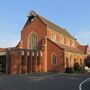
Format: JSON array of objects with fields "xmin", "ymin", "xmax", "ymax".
[
  {"xmin": 0, "ymin": 73, "xmax": 90, "ymax": 90},
  {"xmin": 81, "ymin": 79, "xmax": 90, "ymax": 90}
]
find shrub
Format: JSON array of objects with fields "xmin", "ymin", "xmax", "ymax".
[
  {"xmin": 79, "ymin": 65, "xmax": 87, "ymax": 73},
  {"xmin": 65, "ymin": 67, "xmax": 74, "ymax": 73},
  {"xmin": 84, "ymin": 57, "xmax": 90, "ymax": 67},
  {"xmin": 73, "ymin": 63, "xmax": 80, "ymax": 71},
  {"xmin": 74, "ymin": 63, "xmax": 87, "ymax": 73}
]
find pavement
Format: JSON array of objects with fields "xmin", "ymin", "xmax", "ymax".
[{"xmin": 0, "ymin": 72, "xmax": 90, "ymax": 90}]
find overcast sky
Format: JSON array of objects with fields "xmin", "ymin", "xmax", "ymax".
[{"xmin": 0, "ymin": 0, "xmax": 90, "ymax": 48}]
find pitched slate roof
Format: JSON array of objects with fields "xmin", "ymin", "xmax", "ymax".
[
  {"xmin": 28, "ymin": 11, "xmax": 86, "ymax": 54},
  {"xmin": 29, "ymin": 10, "xmax": 74, "ymax": 39},
  {"xmin": 47, "ymin": 39, "xmax": 84, "ymax": 54},
  {"xmin": 0, "ymin": 48, "xmax": 7, "ymax": 52},
  {"xmin": 59, "ymin": 43, "xmax": 84, "ymax": 54},
  {"xmin": 87, "ymin": 48, "xmax": 90, "ymax": 55},
  {"xmin": 78, "ymin": 45, "xmax": 88, "ymax": 54},
  {"xmin": 39, "ymin": 16, "xmax": 74, "ymax": 39}
]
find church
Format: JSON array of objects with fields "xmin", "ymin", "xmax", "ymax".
[{"xmin": 0, "ymin": 11, "xmax": 88, "ymax": 75}]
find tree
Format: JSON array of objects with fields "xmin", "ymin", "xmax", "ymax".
[{"xmin": 84, "ymin": 56, "xmax": 90, "ymax": 67}]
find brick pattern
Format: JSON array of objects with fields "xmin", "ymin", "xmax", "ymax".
[
  {"xmin": 47, "ymin": 39, "xmax": 64, "ymax": 72},
  {"xmin": 6, "ymin": 49, "xmax": 43, "ymax": 75},
  {"xmin": 1, "ymin": 12, "xmax": 87, "ymax": 75}
]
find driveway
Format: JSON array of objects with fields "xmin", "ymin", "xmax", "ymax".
[{"xmin": 0, "ymin": 72, "xmax": 90, "ymax": 90}]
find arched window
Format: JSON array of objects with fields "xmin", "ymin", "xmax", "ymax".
[
  {"xmin": 51, "ymin": 53, "xmax": 57, "ymax": 65},
  {"xmin": 51, "ymin": 32, "xmax": 56, "ymax": 41},
  {"xmin": 28, "ymin": 32, "xmax": 38, "ymax": 50},
  {"xmin": 60, "ymin": 34, "xmax": 64, "ymax": 44}
]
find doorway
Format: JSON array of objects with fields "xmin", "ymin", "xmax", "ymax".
[{"xmin": 0, "ymin": 56, "xmax": 6, "ymax": 73}]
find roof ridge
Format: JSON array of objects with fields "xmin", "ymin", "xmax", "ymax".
[
  {"xmin": 28, "ymin": 10, "xmax": 74, "ymax": 39},
  {"xmin": 38, "ymin": 15, "xmax": 73, "ymax": 37},
  {"xmin": 38, "ymin": 15, "xmax": 64, "ymax": 29}
]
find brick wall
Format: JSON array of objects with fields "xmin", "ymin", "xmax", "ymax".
[
  {"xmin": 47, "ymin": 39, "xmax": 64, "ymax": 72},
  {"xmin": 21, "ymin": 16, "xmax": 47, "ymax": 49},
  {"xmin": 7, "ymin": 49, "xmax": 42, "ymax": 75}
]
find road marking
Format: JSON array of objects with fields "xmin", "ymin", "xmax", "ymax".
[{"xmin": 79, "ymin": 78, "xmax": 90, "ymax": 90}]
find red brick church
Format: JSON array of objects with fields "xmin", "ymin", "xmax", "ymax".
[{"xmin": 0, "ymin": 11, "xmax": 88, "ymax": 75}]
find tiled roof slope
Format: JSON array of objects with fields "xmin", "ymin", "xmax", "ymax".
[
  {"xmin": 0, "ymin": 48, "xmax": 7, "ymax": 52},
  {"xmin": 28, "ymin": 11, "xmax": 87, "ymax": 54},
  {"xmin": 87, "ymin": 48, "xmax": 90, "ymax": 55},
  {"xmin": 39, "ymin": 16, "xmax": 74, "ymax": 39},
  {"xmin": 59, "ymin": 44, "xmax": 84, "ymax": 54},
  {"xmin": 78, "ymin": 45, "xmax": 88, "ymax": 54},
  {"xmin": 0, "ymin": 48, "xmax": 14, "ymax": 52},
  {"xmin": 47, "ymin": 38, "xmax": 84, "ymax": 54},
  {"xmin": 29, "ymin": 10, "xmax": 74, "ymax": 39}
]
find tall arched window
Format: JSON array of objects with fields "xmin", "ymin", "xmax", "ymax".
[
  {"xmin": 28, "ymin": 32, "xmax": 38, "ymax": 50},
  {"xmin": 51, "ymin": 53, "xmax": 57, "ymax": 65}
]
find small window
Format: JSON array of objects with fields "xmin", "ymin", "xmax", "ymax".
[
  {"xmin": 52, "ymin": 32, "xmax": 56, "ymax": 41},
  {"xmin": 72, "ymin": 41, "xmax": 75, "ymax": 47},
  {"xmin": 67, "ymin": 39, "xmax": 70, "ymax": 46},
  {"xmin": 51, "ymin": 53, "xmax": 57, "ymax": 65},
  {"xmin": 70, "ymin": 40, "xmax": 72, "ymax": 46},
  {"xmin": 60, "ymin": 34, "xmax": 64, "ymax": 44}
]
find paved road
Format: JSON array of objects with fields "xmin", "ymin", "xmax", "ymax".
[
  {"xmin": 0, "ymin": 73, "xmax": 90, "ymax": 90},
  {"xmin": 81, "ymin": 79, "xmax": 90, "ymax": 90}
]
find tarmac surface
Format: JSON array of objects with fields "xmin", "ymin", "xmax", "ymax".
[{"xmin": 0, "ymin": 72, "xmax": 90, "ymax": 90}]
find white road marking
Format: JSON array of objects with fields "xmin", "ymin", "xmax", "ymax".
[{"xmin": 79, "ymin": 78, "xmax": 90, "ymax": 90}]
